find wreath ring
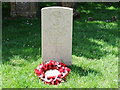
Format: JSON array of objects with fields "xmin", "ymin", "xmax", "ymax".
[{"xmin": 34, "ymin": 60, "xmax": 71, "ymax": 85}]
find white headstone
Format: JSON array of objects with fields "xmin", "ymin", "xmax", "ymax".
[{"xmin": 41, "ymin": 6, "xmax": 73, "ymax": 65}]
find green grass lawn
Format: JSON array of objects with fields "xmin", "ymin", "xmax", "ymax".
[{"xmin": 2, "ymin": 5, "xmax": 119, "ymax": 88}]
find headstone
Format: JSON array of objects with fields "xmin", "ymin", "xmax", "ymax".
[
  {"xmin": 10, "ymin": 2, "xmax": 37, "ymax": 17},
  {"xmin": 41, "ymin": 7, "xmax": 73, "ymax": 65}
]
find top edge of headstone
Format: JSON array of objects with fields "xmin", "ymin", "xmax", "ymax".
[{"xmin": 41, "ymin": 6, "xmax": 73, "ymax": 11}]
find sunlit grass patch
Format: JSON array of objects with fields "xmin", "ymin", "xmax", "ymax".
[{"xmin": 106, "ymin": 6, "xmax": 118, "ymax": 10}]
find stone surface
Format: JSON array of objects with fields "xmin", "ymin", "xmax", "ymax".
[
  {"xmin": 10, "ymin": 2, "xmax": 37, "ymax": 17},
  {"xmin": 41, "ymin": 6, "xmax": 73, "ymax": 65}
]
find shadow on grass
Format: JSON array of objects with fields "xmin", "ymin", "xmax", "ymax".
[
  {"xmin": 2, "ymin": 18, "xmax": 41, "ymax": 63},
  {"xmin": 69, "ymin": 65, "xmax": 101, "ymax": 76},
  {"xmin": 72, "ymin": 3, "xmax": 119, "ymax": 60},
  {"xmin": 2, "ymin": 3, "xmax": 119, "ymax": 64},
  {"xmin": 2, "ymin": 19, "xmax": 118, "ymax": 64},
  {"xmin": 72, "ymin": 20, "xmax": 118, "ymax": 59}
]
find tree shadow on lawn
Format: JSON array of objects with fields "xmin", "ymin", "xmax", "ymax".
[
  {"xmin": 72, "ymin": 3, "xmax": 118, "ymax": 60},
  {"xmin": 2, "ymin": 7, "xmax": 119, "ymax": 64},
  {"xmin": 72, "ymin": 20, "xmax": 118, "ymax": 60},
  {"xmin": 69, "ymin": 64, "xmax": 101, "ymax": 76},
  {"xmin": 2, "ymin": 18, "xmax": 41, "ymax": 64},
  {"xmin": 76, "ymin": 2, "xmax": 118, "ymax": 18}
]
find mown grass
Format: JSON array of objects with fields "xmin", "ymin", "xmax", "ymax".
[{"xmin": 2, "ymin": 4, "xmax": 119, "ymax": 88}]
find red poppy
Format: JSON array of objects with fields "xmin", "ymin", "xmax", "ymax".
[{"xmin": 34, "ymin": 60, "xmax": 71, "ymax": 85}]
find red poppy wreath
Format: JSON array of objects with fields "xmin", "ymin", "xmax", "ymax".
[{"xmin": 34, "ymin": 60, "xmax": 71, "ymax": 85}]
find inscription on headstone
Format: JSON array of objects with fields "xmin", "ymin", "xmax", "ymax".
[{"xmin": 42, "ymin": 7, "xmax": 73, "ymax": 65}]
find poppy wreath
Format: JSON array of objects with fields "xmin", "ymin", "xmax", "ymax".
[{"xmin": 34, "ymin": 60, "xmax": 71, "ymax": 85}]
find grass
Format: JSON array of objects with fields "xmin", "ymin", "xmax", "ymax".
[{"xmin": 2, "ymin": 4, "xmax": 119, "ymax": 88}]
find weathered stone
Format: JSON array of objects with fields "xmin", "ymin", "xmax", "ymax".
[
  {"xmin": 41, "ymin": 7, "xmax": 73, "ymax": 65},
  {"xmin": 10, "ymin": 2, "xmax": 37, "ymax": 17}
]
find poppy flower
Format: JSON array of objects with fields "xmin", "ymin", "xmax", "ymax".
[{"xmin": 34, "ymin": 60, "xmax": 71, "ymax": 85}]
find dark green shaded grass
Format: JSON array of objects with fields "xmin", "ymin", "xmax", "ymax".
[
  {"xmin": 2, "ymin": 7, "xmax": 119, "ymax": 88},
  {"xmin": 2, "ymin": 18, "xmax": 41, "ymax": 63}
]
